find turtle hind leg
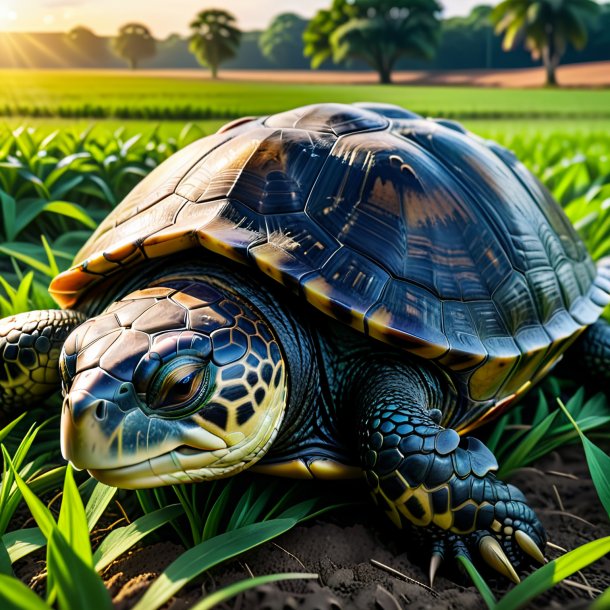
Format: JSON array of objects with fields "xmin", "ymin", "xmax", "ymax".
[
  {"xmin": 565, "ymin": 319, "xmax": 610, "ymax": 384},
  {"xmin": 353, "ymin": 359, "xmax": 546, "ymax": 584},
  {"xmin": 0, "ymin": 309, "xmax": 86, "ymax": 413}
]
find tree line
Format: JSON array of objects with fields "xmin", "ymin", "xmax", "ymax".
[{"xmin": 5, "ymin": 1, "xmax": 610, "ymax": 86}]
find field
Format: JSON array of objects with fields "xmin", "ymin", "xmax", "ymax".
[
  {"xmin": 2, "ymin": 70, "xmax": 610, "ymax": 120},
  {"xmin": 0, "ymin": 71, "xmax": 610, "ymax": 610}
]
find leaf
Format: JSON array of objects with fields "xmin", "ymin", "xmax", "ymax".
[
  {"xmin": 497, "ymin": 411, "xmax": 558, "ymax": 477},
  {"xmin": 3, "ymin": 447, "xmax": 56, "ymax": 539},
  {"xmin": 591, "ymin": 586, "xmax": 610, "ymax": 610},
  {"xmin": 2, "ymin": 527, "xmax": 46, "ymax": 564},
  {"xmin": 495, "ymin": 537, "xmax": 610, "ymax": 610},
  {"xmin": 84, "ymin": 481, "xmax": 117, "ymax": 531},
  {"xmin": 202, "ymin": 478, "xmax": 234, "ymax": 541},
  {"xmin": 0, "ymin": 413, "xmax": 26, "ymax": 445},
  {"xmin": 93, "ymin": 504, "xmax": 183, "ymax": 572},
  {"xmin": 57, "ymin": 465, "xmax": 92, "ymax": 566},
  {"xmin": 557, "ymin": 399, "xmax": 610, "ymax": 519},
  {"xmin": 46, "ymin": 529, "xmax": 113, "ymax": 610},
  {"xmin": 457, "ymin": 555, "xmax": 496, "ymax": 610},
  {"xmin": 581, "ymin": 437, "xmax": 610, "ymax": 520},
  {"xmin": 133, "ymin": 519, "xmax": 298, "ymax": 610},
  {"xmin": 42, "ymin": 201, "xmax": 97, "ymax": 230},
  {"xmin": 0, "ymin": 574, "xmax": 52, "ymax": 610},
  {"xmin": 0, "ymin": 190, "xmax": 17, "ymax": 241},
  {"xmin": 191, "ymin": 573, "xmax": 319, "ymax": 610},
  {"xmin": 0, "ymin": 538, "xmax": 12, "ymax": 575}
]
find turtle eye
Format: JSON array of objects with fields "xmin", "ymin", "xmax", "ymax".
[{"xmin": 148, "ymin": 356, "xmax": 213, "ymax": 416}]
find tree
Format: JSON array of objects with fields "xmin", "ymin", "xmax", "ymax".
[
  {"xmin": 303, "ymin": 0, "xmax": 358, "ymax": 69},
  {"xmin": 304, "ymin": 0, "xmax": 442, "ymax": 84},
  {"xmin": 259, "ymin": 13, "xmax": 308, "ymax": 66},
  {"xmin": 189, "ymin": 9, "xmax": 241, "ymax": 79},
  {"xmin": 112, "ymin": 23, "xmax": 156, "ymax": 70},
  {"xmin": 65, "ymin": 26, "xmax": 107, "ymax": 64},
  {"xmin": 491, "ymin": 0, "xmax": 600, "ymax": 86}
]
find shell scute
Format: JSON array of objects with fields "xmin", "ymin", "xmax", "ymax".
[
  {"xmin": 365, "ymin": 280, "xmax": 449, "ymax": 358},
  {"xmin": 250, "ymin": 212, "xmax": 340, "ymax": 289},
  {"xmin": 440, "ymin": 300, "xmax": 487, "ymax": 370},
  {"xmin": 264, "ymin": 103, "xmax": 388, "ymax": 135},
  {"xmin": 301, "ymin": 247, "xmax": 390, "ymax": 331}
]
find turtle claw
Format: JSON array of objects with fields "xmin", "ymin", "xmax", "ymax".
[
  {"xmin": 515, "ymin": 530, "xmax": 546, "ymax": 565},
  {"xmin": 479, "ymin": 536, "xmax": 520, "ymax": 584},
  {"xmin": 429, "ymin": 553, "xmax": 442, "ymax": 587}
]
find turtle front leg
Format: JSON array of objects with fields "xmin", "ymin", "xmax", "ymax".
[
  {"xmin": 353, "ymin": 359, "xmax": 546, "ymax": 584},
  {"xmin": 565, "ymin": 319, "xmax": 610, "ymax": 384},
  {"xmin": 0, "ymin": 310, "xmax": 86, "ymax": 413}
]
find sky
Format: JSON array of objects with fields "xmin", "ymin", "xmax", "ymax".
[{"xmin": 0, "ymin": 0, "xmax": 499, "ymax": 37}]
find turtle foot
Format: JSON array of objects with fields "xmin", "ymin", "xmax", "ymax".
[{"xmin": 427, "ymin": 483, "xmax": 546, "ymax": 586}]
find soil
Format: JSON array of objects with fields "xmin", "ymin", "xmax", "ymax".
[
  {"xmin": 92, "ymin": 61, "xmax": 610, "ymax": 88},
  {"xmin": 18, "ymin": 443, "xmax": 602, "ymax": 610}
]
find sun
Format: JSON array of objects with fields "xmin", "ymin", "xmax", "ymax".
[{"xmin": 0, "ymin": 2, "xmax": 18, "ymax": 23}]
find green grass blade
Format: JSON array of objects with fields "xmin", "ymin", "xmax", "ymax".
[
  {"xmin": 133, "ymin": 518, "xmax": 298, "ymax": 610},
  {"xmin": 201, "ymin": 478, "xmax": 234, "ymax": 541},
  {"xmin": 456, "ymin": 555, "xmax": 496, "ymax": 610},
  {"xmin": 191, "ymin": 573, "xmax": 319, "ymax": 610},
  {"xmin": 0, "ymin": 574, "xmax": 52, "ymax": 610},
  {"xmin": 0, "ymin": 413, "xmax": 26, "ymax": 445},
  {"xmin": 84, "ymin": 481, "xmax": 117, "ymax": 531},
  {"xmin": 3, "ymin": 447, "xmax": 56, "ymax": 538},
  {"xmin": 42, "ymin": 201, "xmax": 97, "ymax": 230},
  {"xmin": 2, "ymin": 527, "xmax": 46, "ymax": 564},
  {"xmin": 591, "ymin": 586, "xmax": 610, "ymax": 609},
  {"xmin": 277, "ymin": 498, "xmax": 320, "ymax": 521},
  {"xmin": 497, "ymin": 411, "xmax": 558, "ymax": 477},
  {"xmin": 495, "ymin": 536, "xmax": 610, "ymax": 610},
  {"xmin": 581, "ymin": 437, "xmax": 610, "ymax": 520},
  {"xmin": 46, "ymin": 528, "xmax": 113, "ymax": 610},
  {"xmin": 93, "ymin": 504, "xmax": 183, "ymax": 573},
  {"xmin": 557, "ymin": 399, "xmax": 610, "ymax": 519},
  {"xmin": 0, "ymin": 538, "xmax": 12, "ymax": 575},
  {"xmin": 57, "ymin": 465, "xmax": 92, "ymax": 566}
]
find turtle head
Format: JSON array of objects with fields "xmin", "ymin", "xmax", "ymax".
[{"xmin": 59, "ymin": 280, "xmax": 287, "ymax": 488}]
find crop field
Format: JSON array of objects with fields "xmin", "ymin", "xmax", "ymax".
[
  {"xmin": 2, "ymin": 70, "xmax": 610, "ymax": 120},
  {"xmin": 0, "ymin": 71, "xmax": 610, "ymax": 608}
]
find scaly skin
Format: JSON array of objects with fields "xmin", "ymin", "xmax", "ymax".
[
  {"xmin": 336, "ymin": 353, "xmax": 546, "ymax": 582},
  {"xmin": 567, "ymin": 319, "xmax": 610, "ymax": 384},
  {"xmin": 0, "ymin": 309, "xmax": 85, "ymax": 414}
]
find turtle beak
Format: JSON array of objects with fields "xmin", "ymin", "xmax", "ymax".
[
  {"xmin": 61, "ymin": 383, "xmax": 227, "ymax": 478},
  {"xmin": 60, "ymin": 390, "xmax": 125, "ymax": 471}
]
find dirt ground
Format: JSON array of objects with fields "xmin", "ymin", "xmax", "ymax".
[
  {"xmin": 59, "ymin": 442, "xmax": 607, "ymax": 610},
  {"xmin": 103, "ymin": 61, "xmax": 610, "ymax": 88}
]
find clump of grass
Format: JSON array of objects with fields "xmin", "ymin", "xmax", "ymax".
[
  {"xmin": 463, "ymin": 391, "xmax": 610, "ymax": 608},
  {"xmin": 485, "ymin": 386, "xmax": 610, "ymax": 478}
]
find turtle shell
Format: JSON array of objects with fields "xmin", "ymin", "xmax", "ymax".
[{"xmin": 49, "ymin": 103, "xmax": 610, "ymax": 428}]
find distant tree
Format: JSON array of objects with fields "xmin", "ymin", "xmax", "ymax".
[
  {"xmin": 112, "ymin": 23, "xmax": 156, "ymax": 70},
  {"xmin": 304, "ymin": 0, "xmax": 442, "ymax": 83},
  {"xmin": 164, "ymin": 33, "xmax": 183, "ymax": 46},
  {"xmin": 303, "ymin": 0, "xmax": 356, "ymax": 69},
  {"xmin": 189, "ymin": 9, "xmax": 241, "ymax": 79},
  {"xmin": 492, "ymin": 0, "xmax": 600, "ymax": 86},
  {"xmin": 65, "ymin": 26, "xmax": 106, "ymax": 63},
  {"xmin": 259, "ymin": 13, "xmax": 308, "ymax": 66}
]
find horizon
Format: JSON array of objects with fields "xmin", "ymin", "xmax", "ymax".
[{"xmin": 0, "ymin": 0, "xmax": 499, "ymax": 38}]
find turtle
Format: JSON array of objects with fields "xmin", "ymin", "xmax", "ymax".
[{"xmin": 2, "ymin": 102, "xmax": 610, "ymax": 585}]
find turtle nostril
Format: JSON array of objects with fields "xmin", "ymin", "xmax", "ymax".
[{"xmin": 94, "ymin": 401, "xmax": 107, "ymax": 421}]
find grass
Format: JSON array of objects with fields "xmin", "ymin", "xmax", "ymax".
[
  {"xmin": 0, "ymin": 74, "xmax": 609, "ymax": 606},
  {"xmin": 2, "ymin": 70, "xmax": 610, "ymax": 120}
]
